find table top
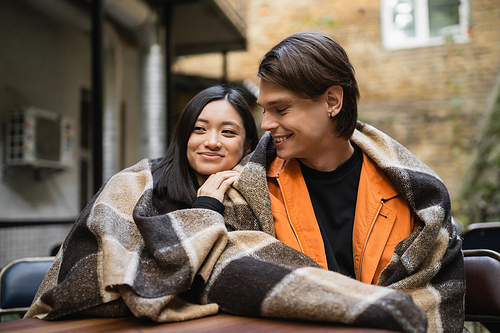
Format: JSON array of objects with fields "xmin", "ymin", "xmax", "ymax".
[{"xmin": 0, "ymin": 314, "xmax": 400, "ymax": 333}]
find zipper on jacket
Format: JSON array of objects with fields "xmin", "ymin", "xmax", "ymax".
[
  {"xmin": 358, "ymin": 200, "xmax": 384, "ymax": 282},
  {"xmin": 276, "ymin": 173, "xmax": 304, "ymax": 253}
]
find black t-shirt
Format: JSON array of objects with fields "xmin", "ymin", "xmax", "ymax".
[{"xmin": 298, "ymin": 143, "xmax": 363, "ymax": 278}]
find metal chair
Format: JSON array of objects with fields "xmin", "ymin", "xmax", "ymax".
[
  {"xmin": 0, "ymin": 257, "xmax": 54, "ymax": 320},
  {"xmin": 461, "ymin": 222, "xmax": 500, "ymax": 253},
  {"xmin": 463, "ymin": 249, "xmax": 500, "ymax": 332}
]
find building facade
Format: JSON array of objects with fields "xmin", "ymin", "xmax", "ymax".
[{"xmin": 175, "ymin": 0, "xmax": 500, "ymax": 203}]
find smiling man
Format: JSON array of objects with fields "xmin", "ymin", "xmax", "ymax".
[{"xmin": 252, "ymin": 32, "xmax": 466, "ymax": 332}]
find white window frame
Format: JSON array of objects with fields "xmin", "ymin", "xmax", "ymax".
[{"xmin": 381, "ymin": 0, "xmax": 470, "ymax": 50}]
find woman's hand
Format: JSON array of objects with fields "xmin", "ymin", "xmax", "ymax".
[{"xmin": 197, "ymin": 170, "xmax": 239, "ymax": 203}]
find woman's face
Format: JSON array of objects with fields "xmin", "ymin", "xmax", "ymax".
[{"xmin": 187, "ymin": 99, "xmax": 250, "ymax": 185}]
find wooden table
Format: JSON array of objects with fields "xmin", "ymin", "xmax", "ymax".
[{"xmin": 0, "ymin": 314, "xmax": 400, "ymax": 332}]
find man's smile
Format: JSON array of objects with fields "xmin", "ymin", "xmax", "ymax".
[{"xmin": 274, "ymin": 134, "xmax": 293, "ymax": 143}]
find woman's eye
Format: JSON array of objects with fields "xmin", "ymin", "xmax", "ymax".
[
  {"xmin": 222, "ymin": 129, "xmax": 237, "ymax": 135},
  {"xmin": 193, "ymin": 126, "xmax": 205, "ymax": 132}
]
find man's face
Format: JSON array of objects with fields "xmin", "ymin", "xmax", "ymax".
[{"xmin": 258, "ymin": 79, "xmax": 335, "ymax": 163}]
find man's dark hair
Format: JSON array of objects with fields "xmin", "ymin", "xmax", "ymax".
[
  {"xmin": 258, "ymin": 31, "xmax": 360, "ymax": 139},
  {"xmin": 152, "ymin": 84, "xmax": 259, "ymax": 205}
]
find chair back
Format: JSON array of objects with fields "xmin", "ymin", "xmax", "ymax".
[
  {"xmin": 463, "ymin": 249, "xmax": 500, "ymax": 331},
  {"xmin": 0, "ymin": 257, "xmax": 54, "ymax": 316},
  {"xmin": 462, "ymin": 222, "xmax": 500, "ymax": 252}
]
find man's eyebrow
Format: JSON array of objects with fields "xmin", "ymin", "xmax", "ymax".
[{"xmin": 257, "ymin": 97, "xmax": 293, "ymax": 107}]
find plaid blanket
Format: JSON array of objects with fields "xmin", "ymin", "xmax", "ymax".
[{"xmin": 26, "ymin": 122, "xmax": 465, "ymax": 333}]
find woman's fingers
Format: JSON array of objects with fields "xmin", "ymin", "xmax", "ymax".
[
  {"xmin": 197, "ymin": 171, "xmax": 239, "ymax": 202},
  {"xmin": 199, "ymin": 171, "xmax": 239, "ymax": 193},
  {"xmin": 216, "ymin": 174, "xmax": 239, "ymax": 194}
]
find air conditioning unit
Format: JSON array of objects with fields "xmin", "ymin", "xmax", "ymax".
[{"xmin": 6, "ymin": 107, "xmax": 75, "ymax": 169}]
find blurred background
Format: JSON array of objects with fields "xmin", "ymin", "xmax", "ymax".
[{"xmin": 0, "ymin": 0, "xmax": 499, "ymax": 272}]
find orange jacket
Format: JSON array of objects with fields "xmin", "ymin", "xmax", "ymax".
[{"xmin": 267, "ymin": 152, "xmax": 416, "ymax": 285}]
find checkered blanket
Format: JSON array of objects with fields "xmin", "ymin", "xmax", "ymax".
[{"xmin": 26, "ymin": 122, "xmax": 465, "ymax": 333}]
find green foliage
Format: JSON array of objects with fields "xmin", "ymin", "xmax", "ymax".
[
  {"xmin": 288, "ymin": 14, "xmax": 337, "ymax": 33},
  {"xmin": 456, "ymin": 85, "xmax": 500, "ymax": 225},
  {"xmin": 0, "ymin": 313, "xmax": 22, "ymax": 322}
]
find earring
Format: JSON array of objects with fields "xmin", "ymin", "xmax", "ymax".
[{"xmin": 329, "ymin": 113, "xmax": 334, "ymax": 119}]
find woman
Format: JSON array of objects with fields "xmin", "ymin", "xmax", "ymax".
[{"xmin": 25, "ymin": 84, "xmax": 260, "ymax": 321}]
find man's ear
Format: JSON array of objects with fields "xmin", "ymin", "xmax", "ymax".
[{"xmin": 325, "ymin": 85, "xmax": 343, "ymax": 117}]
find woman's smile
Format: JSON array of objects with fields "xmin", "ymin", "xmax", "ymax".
[{"xmin": 199, "ymin": 152, "xmax": 224, "ymax": 160}]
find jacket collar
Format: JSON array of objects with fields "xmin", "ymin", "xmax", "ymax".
[
  {"xmin": 360, "ymin": 152, "xmax": 399, "ymax": 201},
  {"xmin": 267, "ymin": 156, "xmax": 285, "ymax": 177},
  {"xmin": 265, "ymin": 147, "xmax": 399, "ymax": 202}
]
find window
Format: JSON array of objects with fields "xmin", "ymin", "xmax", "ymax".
[{"xmin": 381, "ymin": 0, "xmax": 470, "ymax": 50}]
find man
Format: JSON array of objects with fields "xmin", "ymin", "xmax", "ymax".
[{"xmin": 254, "ymin": 31, "xmax": 465, "ymax": 332}]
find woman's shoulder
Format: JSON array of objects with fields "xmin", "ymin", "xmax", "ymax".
[
  {"xmin": 150, "ymin": 157, "xmax": 164, "ymax": 170},
  {"xmin": 119, "ymin": 158, "xmax": 158, "ymax": 174}
]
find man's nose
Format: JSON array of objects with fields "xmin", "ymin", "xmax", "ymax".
[{"xmin": 261, "ymin": 112, "xmax": 276, "ymax": 132}]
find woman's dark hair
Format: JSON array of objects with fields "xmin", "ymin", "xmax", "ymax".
[
  {"xmin": 152, "ymin": 84, "xmax": 259, "ymax": 205},
  {"xmin": 258, "ymin": 31, "xmax": 360, "ymax": 140}
]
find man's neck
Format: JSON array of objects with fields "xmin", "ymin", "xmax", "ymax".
[{"xmin": 298, "ymin": 139, "xmax": 354, "ymax": 172}]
